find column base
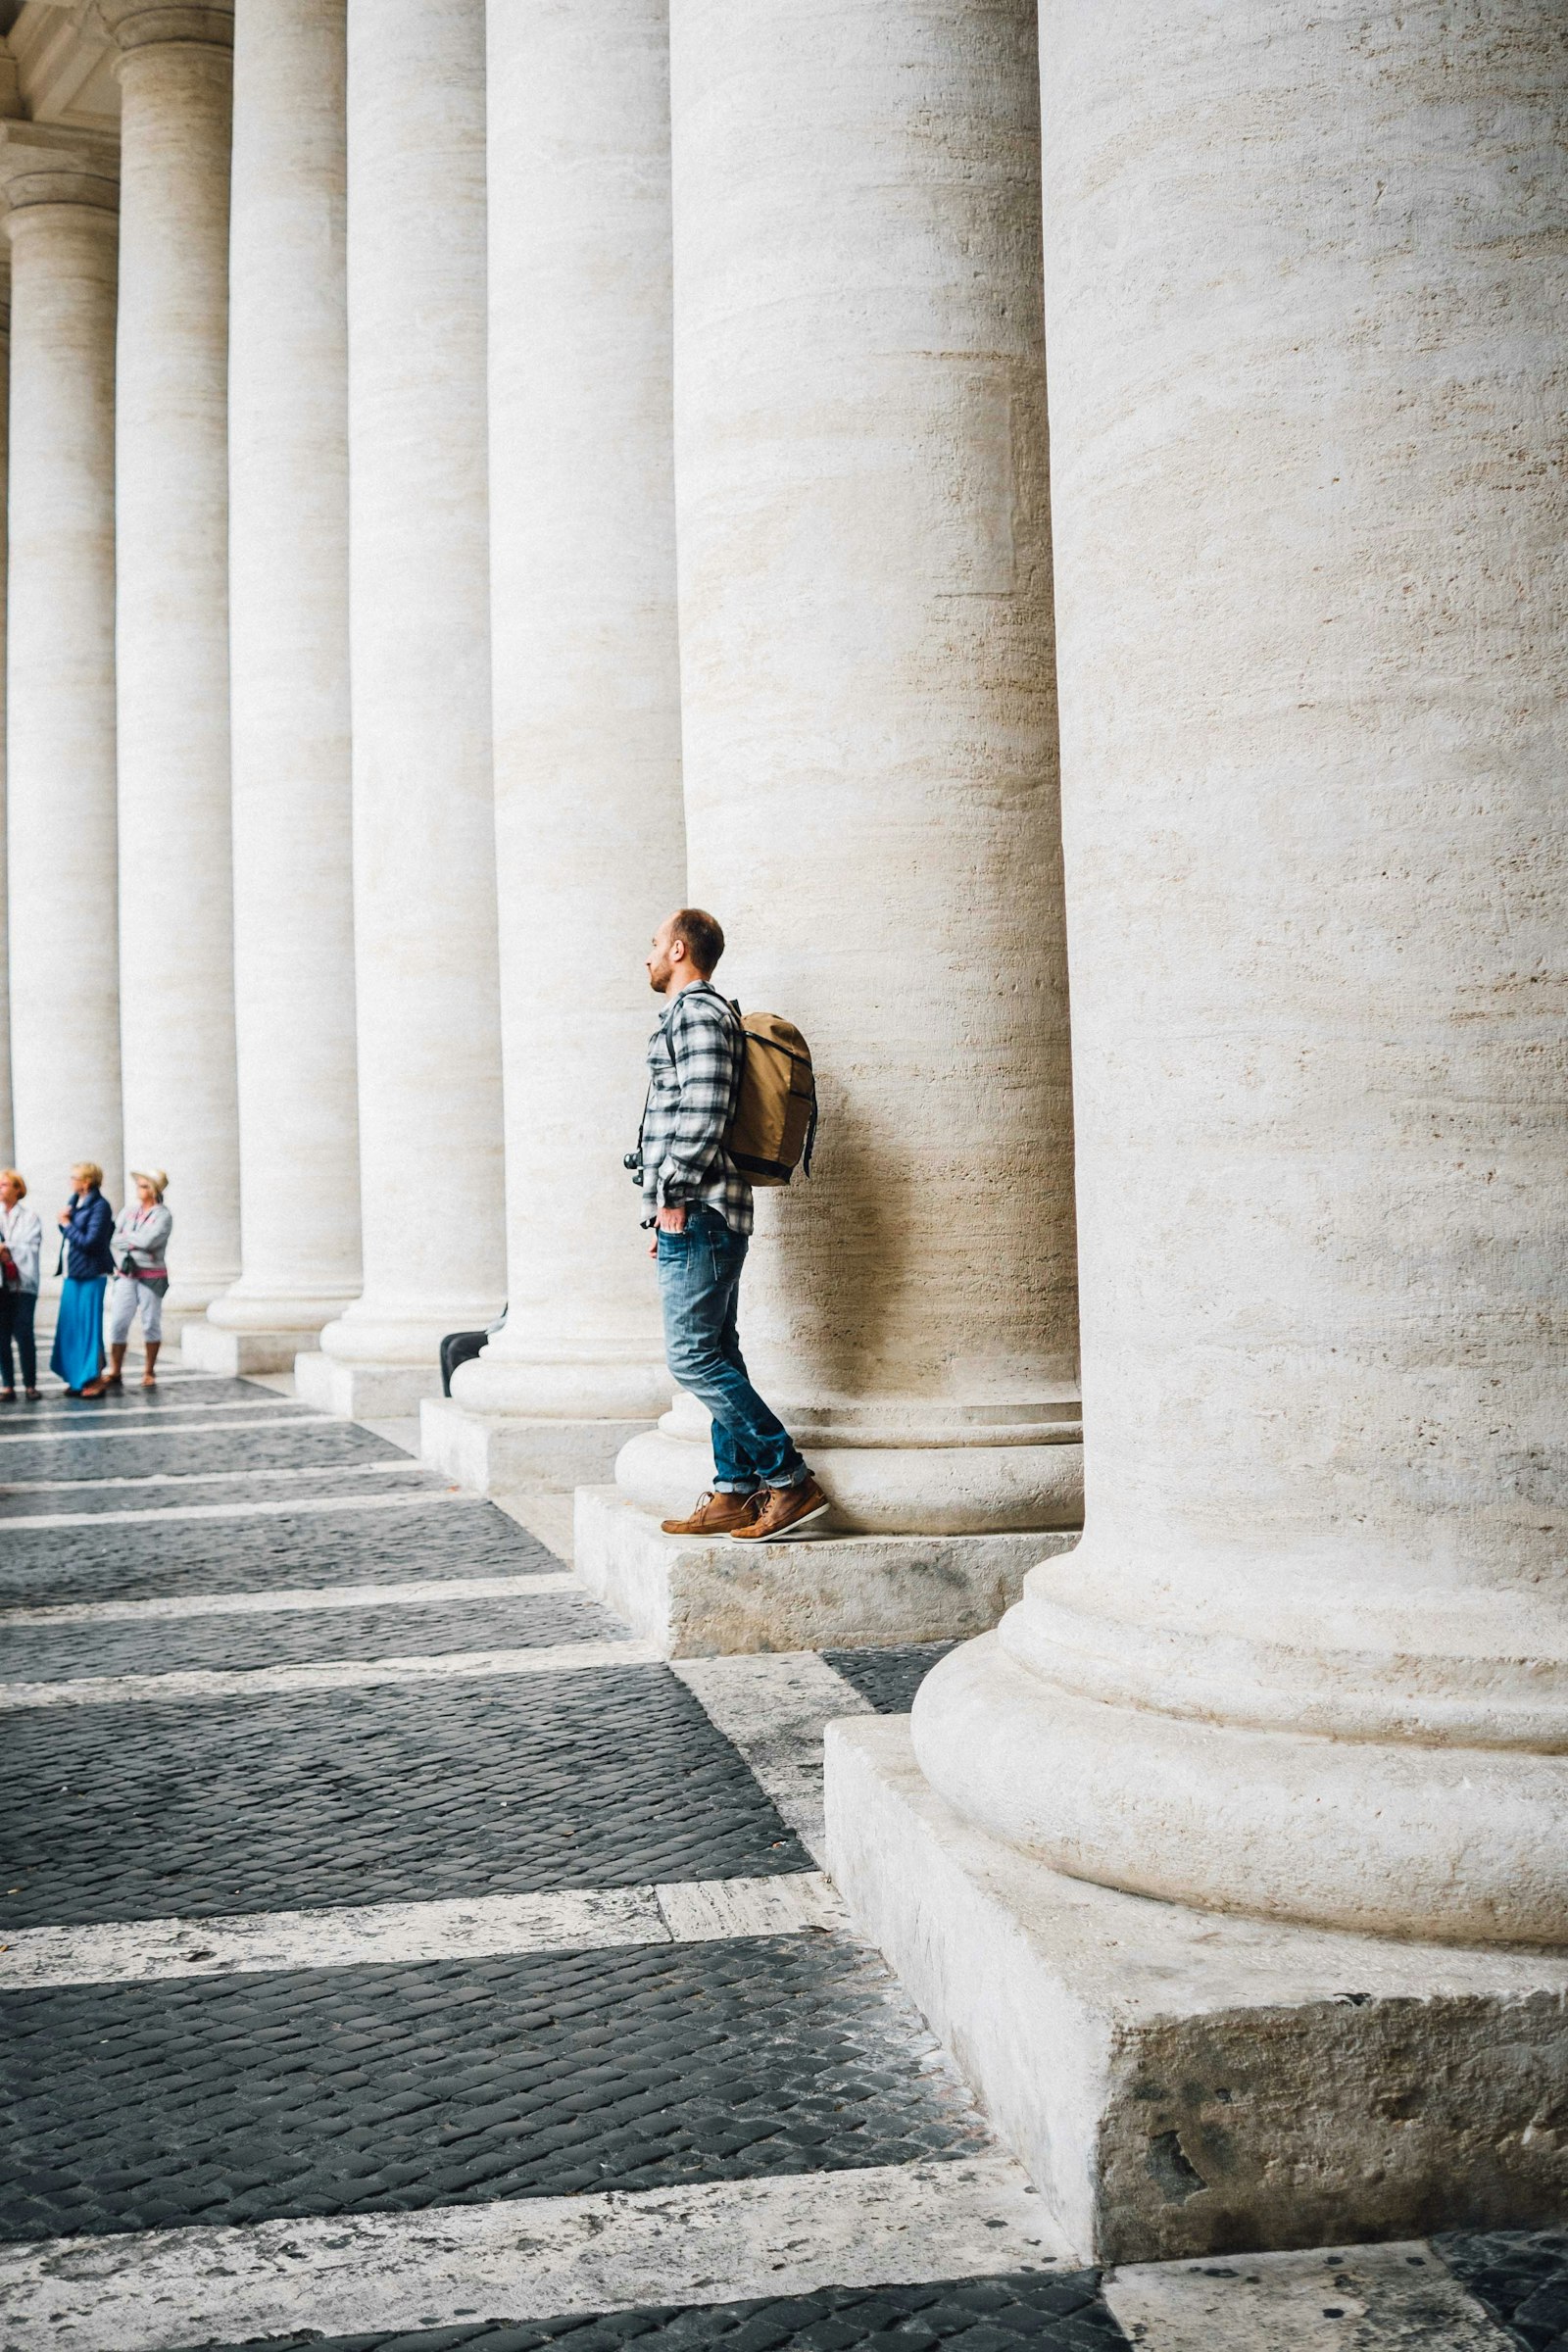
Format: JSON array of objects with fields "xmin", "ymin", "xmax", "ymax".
[
  {"xmin": 615, "ymin": 1403, "xmax": 1084, "ymax": 1536},
  {"xmin": 181, "ymin": 1322, "xmax": 318, "ymax": 1376},
  {"xmin": 824, "ymin": 1713, "xmax": 1568, "ymax": 2267},
  {"xmin": 420, "ymin": 1396, "xmax": 658, "ymax": 1494},
  {"xmin": 574, "ymin": 1485, "xmax": 1076, "ymax": 1657},
  {"xmin": 293, "ymin": 1348, "xmax": 442, "ymax": 1417},
  {"xmin": 151, "ymin": 1297, "xmax": 221, "ymax": 1348}
]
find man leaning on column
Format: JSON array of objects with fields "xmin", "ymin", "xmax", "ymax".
[{"xmin": 631, "ymin": 908, "xmax": 829, "ymax": 1545}]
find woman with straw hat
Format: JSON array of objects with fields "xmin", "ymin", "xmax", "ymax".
[
  {"xmin": 52, "ymin": 1161, "xmax": 115, "ymax": 1396},
  {"xmin": 85, "ymin": 1169, "xmax": 172, "ymax": 1395}
]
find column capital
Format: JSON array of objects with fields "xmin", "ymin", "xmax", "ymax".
[
  {"xmin": 0, "ymin": 121, "xmax": 120, "ymax": 218},
  {"xmin": 99, "ymin": 1, "xmax": 233, "ymax": 56}
]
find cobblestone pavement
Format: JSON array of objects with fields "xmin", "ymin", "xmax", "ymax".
[{"xmin": 0, "ymin": 1370, "xmax": 1557, "ymax": 2351}]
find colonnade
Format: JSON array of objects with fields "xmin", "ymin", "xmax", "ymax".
[{"xmin": 1, "ymin": 0, "xmax": 1564, "ymax": 2246}]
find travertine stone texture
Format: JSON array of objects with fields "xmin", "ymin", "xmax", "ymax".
[
  {"xmin": 656, "ymin": 0, "xmax": 1080, "ymax": 1536},
  {"xmin": 315, "ymin": 0, "xmax": 503, "ymax": 1398},
  {"xmin": 421, "ymin": 1397, "xmax": 651, "ymax": 1496},
  {"xmin": 828, "ymin": 1715, "xmax": 1568, "ymax": 2262},
  {"xmin": 1, "ymin": 132, "xmax": 122, "ymax": 1210},
  {"xmin": 107, "ymin": 0, "xmax": 238, "ymax": 1315},
  {"xmin": 575, "ymin": 1487, "xmax": 1076, "ymax": 1659},
  {"xmin": 204, "ymin": 0, "xmax": 358, "ymax": 1364},
  {"xmin": 443, "ymin": 0, "xmax": 682, "ymax": 1462},
  {"xmin": 913, "ymin": 0, "xmax": 1568, "ymax": 1941}
]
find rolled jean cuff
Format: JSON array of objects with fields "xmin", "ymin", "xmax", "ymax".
[
  {"xmin": 766, "ymin": 1463, "xmax": 810, "ymax": 1490},
  {"xmin": 713, "ymin": 1479, "xmax": 761, "ymax": 1494}
]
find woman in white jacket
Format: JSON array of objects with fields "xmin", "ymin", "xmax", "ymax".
[
  {"xmin": 0, "ymin": 1168, "xmax": 44, "ymax": 1401},
  {"xmin": 86, "ymin": 1169, "xmax": 172, "ymax": 1395}
]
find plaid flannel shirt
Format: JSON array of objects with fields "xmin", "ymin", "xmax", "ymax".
[{"xmin": 633, "ymin": 983, "xmax": 754, "ymax": 1236}]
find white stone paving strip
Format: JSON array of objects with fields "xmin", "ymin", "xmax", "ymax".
[
  {"xmin": 1102, "ymin": 2241, "xmax": 1512, "ymax": 2352},
  {"xmin": 0, "ymin": 2156, "xmax": 1062, "ymax": 2352},
  {"xmin": 0, "ymin": 1638, "xmax": 658, "ymax": 1709},
  {"xmin": 0, "ymin": 1410, "xmax": 324, "ymax": 1447},
  {"xmin": 0, "ymin": 1573, "xmax": 577, "ymax": 1627},
  {"xmin": 0, "ymin": 1458, "xmax": 439, "ymax": 1495},
  {"xmin": 672, "ymin": 1651, "xmax": 874, "ymax": 1865},
  {"xmin": 0, "ymin": 1487, "xmax": 476, "ymax": 1532},
  {"xmin": 0, "ymin": 1871, "xmax": 849, "ymax": 1988}
]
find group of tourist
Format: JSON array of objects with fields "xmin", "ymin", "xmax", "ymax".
[{"xmin": 0, "ymin": 1162, "xmax": 172, "ymax": 1402}]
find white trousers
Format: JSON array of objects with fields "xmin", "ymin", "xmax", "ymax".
[{"xmin": 108, "ymin": 1275, "xmax": 164, "ymax": 1346}]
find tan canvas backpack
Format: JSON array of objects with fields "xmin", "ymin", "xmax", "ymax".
[{"xmin": 725, "ymin": 1007, "xmax": 817, "ymax": 1187}]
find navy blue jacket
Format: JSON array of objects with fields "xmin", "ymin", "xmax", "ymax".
[{"xmin": 60, "ymin": 1189, "xmax": 114, "ymax": 1282}]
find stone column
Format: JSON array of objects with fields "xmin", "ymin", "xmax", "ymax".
[
  {"xmin": 104, "ymin": 0, "xmax": 238, "ymax": 1322},
  {"xmin": 422, "ymin": 0, "xmax": 684, "ymax": 1492},
  {"xmin": 0, "ymin": 233, "xmax": 11, "ymax": 1169},
  {"xmin": 829, "ymin": 0, "xmax": 1568, "ymax": 2262},
  {"xmin": 0, "ymin": 125, "xmax": 122, "ymax": 1237},
  {"xmin": 602, "ymin": 0, "xmax": 1081, "ymax": 1605},
  {"xmin": 187, "ymin": 0, "xmax": 359, "ymax": 1378},
  {"xmin": 302, "ymin": 0, "xmax": 503, "ymax": 1416}
]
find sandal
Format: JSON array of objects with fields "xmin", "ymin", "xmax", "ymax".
[{"xmin": 0, "ymin": 1390, "xmax": 15, "ymax": 1404}]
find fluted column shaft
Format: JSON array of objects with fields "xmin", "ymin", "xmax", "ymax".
[
  {"xmin": 915, "ymin": 0, "xmax": 1568, "ymax": 1942},
  {"xmin": 317, "ymin": 0, "xmax": 503, "ymax": 1384},
  {"xmin": 658, "ymin": 0, "xmax": 1080, "ymax": 1534},
  {"xmin": 451, "ymin": 0, "xmax": 683, "ymax": 1430},
  {"xmin": 2, "ymin": 132, "xmax": 122, "ymax": 1214},
  {"xmin": 108, "ymin": 1, "xmax": 238, "ymax": 1311},
  {"xmin": 206, "ymin": 0, "xmax": 358, "ymax": 1349}
]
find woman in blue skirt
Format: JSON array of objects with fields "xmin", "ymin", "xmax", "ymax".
[{"xmin": 51, "ymin": 1162, "xmax": 115, "ymax": 1396}]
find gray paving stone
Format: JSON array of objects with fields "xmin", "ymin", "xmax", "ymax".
[
  {"xmin": 0, "ymin": 1666, "xmax": 809, "ymax": 1925},
  {"xmin": 0, "ymin": 1495, "xmax": 563, "ymax": 1605},
  {"xmin": 0, "ymin": 1465, "xmax": 445, "ymax": 1524},
  {"xmin": 0, "ymin": 1935, "xmax": 992, "ymax": 2241},
  {"xmin": 0, "ymin": 1417, "xmax": 407, "ymax": 1493},
  {"xmin": 12, "ymin": 1378, "xmax": 291, "ymax": 1421},
  {"xmin": 1438, "ymin": 2230, "xmax": 1568, "ymax": 2351},
  {"xmin": 204, "ymin": 2274, "xmax": 1125, "ymax": 2352},
  {"xmin": 821, "ymin": 1646, "xmax": 956, "ymax": 1717},
  {"xmin": 0, "ymin": 1589, "xmax": 621, "ymax": 1681}
]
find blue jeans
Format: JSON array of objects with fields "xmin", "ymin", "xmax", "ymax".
[{"xmin": 657, "ymin": 1205, "xmax": 808, "ymax": 1492}]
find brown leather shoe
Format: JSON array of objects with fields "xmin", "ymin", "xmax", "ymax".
[
  {"xmin": 728, "ymin": 1475, "xmax": 831, "ymax": 1543},
  {"xmin": 661, "ymin": 1488, "xmax": 763, "ymax": 1537}
]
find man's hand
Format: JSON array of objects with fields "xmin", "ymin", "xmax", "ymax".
[{"xmin": 650, "ymin": 1201, "xmax": 687, "ymax": 1256}]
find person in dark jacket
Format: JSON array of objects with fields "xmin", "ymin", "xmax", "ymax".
[{"xmin": 51, "ymin": 1161, "xmax": 115, "ymax": 1396}]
